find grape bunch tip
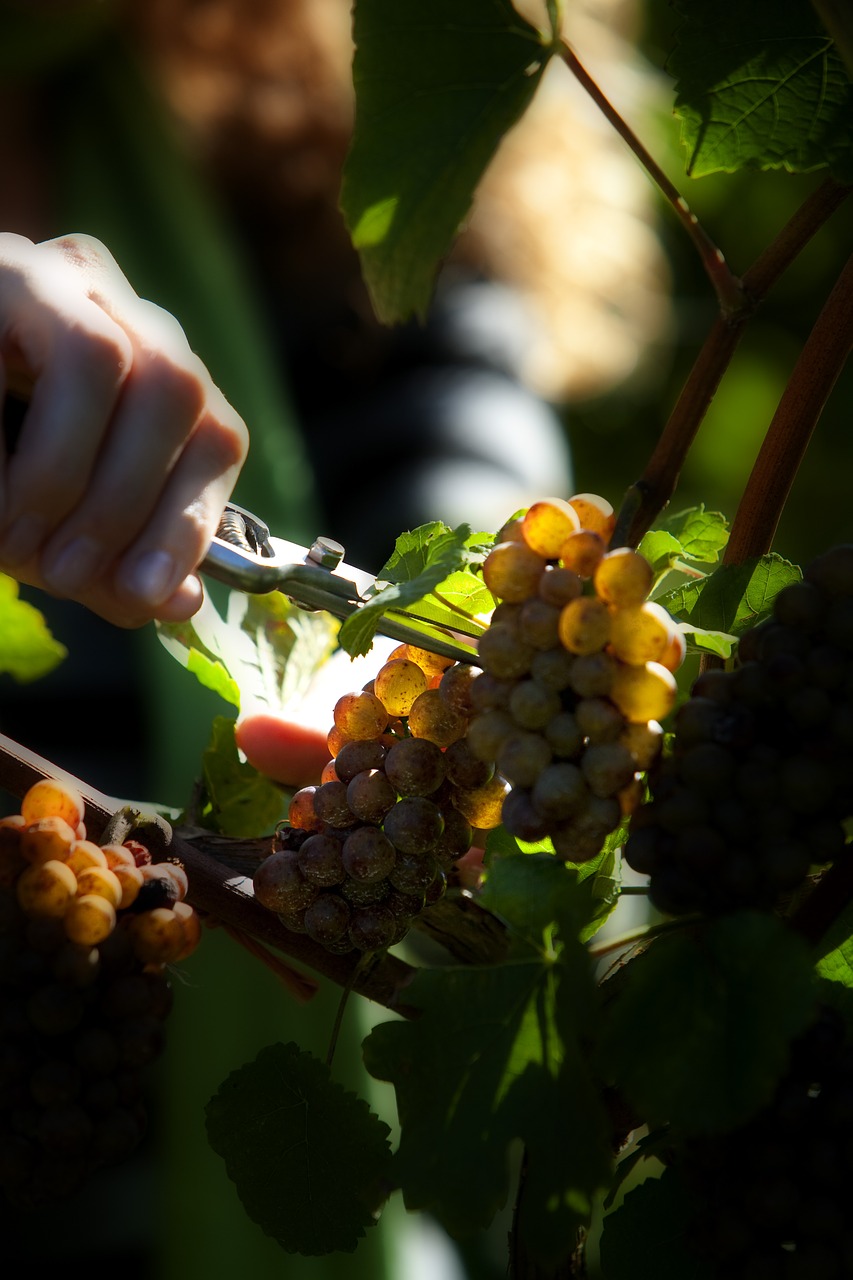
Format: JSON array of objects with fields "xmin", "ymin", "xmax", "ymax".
[{"xmin": 0, "ymin": 777, "xmax": 201, "ymax": 1207}]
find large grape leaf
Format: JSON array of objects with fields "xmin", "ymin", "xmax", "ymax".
[
  {"xmin": 670, "ymin": 0, "xmax": 853, "ymax": 178},
  {"xmin": 364, "ymin": 856, "xmax": 612, "ymax": 1263},
  {"xmin": 341, "ymin": 0, "xmax": 552, "ymax": 323},
  {"xmin": 206, "ymin": 1042, "xmax": 393, "ymax": 1256},
  {"xmin": 597, "ymin": 912, "xmax": 816, "ymax": 1135},
  {"xmin": 0, "ymin": 574, "xmax": 66, "ymax": 683}
]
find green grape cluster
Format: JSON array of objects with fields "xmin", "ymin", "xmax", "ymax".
[
  {"xmin": 625, "ymin": 546, "xmax": 853, "ymax": 914},
  {"xmin": 671, "ymin": 1004, "xmax": 853, "ymax": 1279},
  {"xmin": 253, "ymin": 644, "xmax": 508, "ymax": 953},
  {"xmin": 465, "ymin": 494, "xmax": 683, "ymax": 861},
  {"xmin": 0, "ymin": 780, "xmax": 196, "ymax": 1207}
]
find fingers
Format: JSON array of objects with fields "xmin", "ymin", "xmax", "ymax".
[
  {"xmin": 0, "ymin": 232, "xmax": 249, "ymax": 624},
  {"xmin": 235, "ymin": 714, "xmax": 331, "ymax": 788}
]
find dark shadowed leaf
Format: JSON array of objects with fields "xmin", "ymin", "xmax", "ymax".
[
  {"xmin": 341, "ymin": 0, "xmax": 552, "ymax": 322},
  {"xmin": 598, "ymin": 912, "xmax": 816, "ymax": 1135},
  {"xmin": 206, "ymin": 1042, "xmax": 393, "ymax": 1256}
]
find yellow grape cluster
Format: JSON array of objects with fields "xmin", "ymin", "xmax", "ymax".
[
  {"xmin": 0, "ymin": 778, "xmax": 201, "ymax": 1207},
  {"xmin": 254, "ymin": 642, "xmax": 508, "ymax": 953},
  {"xmin": 1, "ymin": 779, "xmax": 200, "ymax": 966},
  {"xmin": 467, "ymin": 493, "xmax": 684, "ymax": 860}
]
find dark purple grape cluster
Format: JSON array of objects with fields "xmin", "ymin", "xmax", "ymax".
[
  {"xmin": 625, "ymin": 546, "xmax": 853, "ymax": 915},
  {"xmin": 673, "ymin": 1004, "xmax": 853, "ymax": 1279},
  {"xmin": 0, "ymin": 883, "xmax": 172, "ymax": 1208},
  {"xmin": 253, "ymin": 645, "xmax": 508, "ymax": 954}
]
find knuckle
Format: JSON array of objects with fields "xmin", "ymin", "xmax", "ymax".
[{"xmin": 67, "ymin": 323, "xmax": 133, "ymax": 390}]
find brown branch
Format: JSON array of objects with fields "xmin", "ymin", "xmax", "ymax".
[
  {"xmin": 724, "ymin": 246, "xmax": 853, "ymax": 565},
  {"xmin": 616, "ymin": 179, "xmax": 851, "ymax": 549},
  {"xmin": 0, "ymin": 731, "xmax": 419, "ymax": 1016}
]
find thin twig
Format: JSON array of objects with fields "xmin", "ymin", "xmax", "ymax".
[{"xmin": 559, "ymin": 41, "xmax": 744, "ymax": 316}]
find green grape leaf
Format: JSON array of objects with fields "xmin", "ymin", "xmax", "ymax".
[
  {"xmin": 364, "ymin": 859, "xmax": 612, "ymax": 1261},
  {"xmin": 157, "ymin": 589, "xmax": 337, "ymax": 716},
  {"xmin": 339, "ymin": 523, "xmax": 487, "ymax": 657},
  {"xmin": 341, "ymin": 0, "xmax": 551, "ymax": 322},
  {"xmin": 675, "ymin": 621, "xmax": 736, "ymax": 660},
  {"xmin": 657, "ymin": 553, "xmax": 801, "ymax": 640},
  {"xmin": 206, "ymin": 1042, "xmax": 393, "ymax": 1256},
  {"xmin": 482, "ymin": 838, "xmax": 621, "ymax": 944},
  {"xmin": 0, "ymin": 575, "xmax": 66, "ymax": 683},
  {"xmin": 814, "ymin": 893, "xmax": 853, "ymax": 991},
  {"xmin": 199, "ymin": 716, "xmax": 286, "ymax": 837},
  {"xmin": 670, "ymin": 0, "xmax": 853, "ymax": 177},
  {"xmin": 638, "ymin": 530, "xmax": 684, "ymax": 577},
  {"xmin": 597, "ymin": 912, "xmax": 817, "ymax": 1135},
  {"xmin": 599, "ymin": 1168, "xmax": 714, "ymax": 1280},
  {"xmin": 658, "ymin": 506, "xmax": 730, "ymax": 564}
]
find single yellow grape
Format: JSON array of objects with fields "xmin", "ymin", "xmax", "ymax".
[
  {"xmin": 567, "ymin": 493, "xmax": 615, "ymax": 543},
  {"xmin": 333, "ymin": 691, "xmax": 389, "ymax": 740},
  {"xmin": 21, "ymin": 778, "xmax": 86, "ymax": 830},
  {"xmin": 320, "ymin": 759, "xmax": 339, "ymax": 784},
  {"xmin": 497, "ymin": 517, "xmax": 527, "ymax": 544},
  {"xmin": 16, "ymin": 858, "xmax": 78, "ymax": 918},
  {"xmin": 66, "ymin": 840, "xmax": 109, "ymax": 875},
  {"xmin": 521, "ymin": 498, "xmax": 581, "ymax": 558},
  {"xmin": 326, "ymin": 725, "xmax": 348, "ymax": 757},
  {"xmin": 610, "ymin": 661, "xmax": 677, "ymax": 723},
  {"xmin": 659, "ymin": 627, "xmax": 687, "ymax": 673},
  {"xmin": 452, "ymin": 776, "xmax": 511, "ymax": 829},
  {"xmin": 558, "ymin": 597, "xmax": 612, "ymax": 655},
  {"xmin": 101, "ymin": 843, "xmax": 137, "ymax": 870},
  {"xmin": 111, "ymin": 861, "xmax": 144, "ymax": 909},
  {"xmin": 172, "ymin": 901, "xmax": 203, "ymax": 962},
  {"xmin": 20, "ymin": 816, "xmax": 77, "ymax": 865},
  {"xmin": 75, "ymin": 865, "xmax": 123, "ymax": 909},
  {"xmin": 594, "ymin": 548, "xmax": 653, "ymax": 607},
  {"xmin": 482, "ymin": 540, "xmax": 547, "ymax": 603},
  {"xmin": 407, "ymin": 689, "xmax": 467, "ymax": 747},
  {"xmin": 558, "ymin": 530, "xmax": 606, "ymax": 579},
  {"xmin": 64, "ymin": 893, "xmax": 116, "ymax": 945},
  {"xmin": 130, "ymin": 907, "xmax": 186, "ymax": 964},
  {"xmin": 374, "ymin": 658, "xmax": 428, "ymax": 716},
  {"xmin": 619, "ymin": 720, "xmax": 664, "ymax": 770},
  {"xmin": 387, "ymin": 643, "xmax": 454, "ymax": 678},
  {"xmin": 608, "ymin": 601, "xmax": 676, "ymax": 666}
]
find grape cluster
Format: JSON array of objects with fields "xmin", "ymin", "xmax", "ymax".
[
  {"xmin": 253, "ymin": 643, "xmax": 506, "ymax": 953},
  {"xmin": 674, "ymin": 1004, "xmax": 853, "ymax": 1279},
  {"xmin": 465, "ymin": 494, "xmax": 683, "ymax": 861},
  {"xmin": 0, "ymin": 779, "xmax": 200, "ymax": 1206},
  {"xmin": 624, "ymin": 546, "xmax": 853, "ymax": 915}
]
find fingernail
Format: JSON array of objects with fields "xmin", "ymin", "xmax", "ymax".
[
  {"xmin": 0, "ymin": 514, "xmax": 47, "ymax": 567},
  {"xmin": 121, "ymin": 549, "xmax": 176, "ymax": 605},
  {"xmin": 42, "ymin": 536, "xmax": 104, "ymax": 594}
]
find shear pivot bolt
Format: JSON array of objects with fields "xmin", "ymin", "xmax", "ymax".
[{"xmin": 308, "ymin": 537, "xmax": 345, "ymax": 570}]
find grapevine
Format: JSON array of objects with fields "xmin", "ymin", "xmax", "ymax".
[{"xmin": 1, "ymin": 0, "xmax": 853, "ymax": 1275}]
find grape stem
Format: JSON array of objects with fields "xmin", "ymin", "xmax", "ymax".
[
  {"xmin": 723, "ymin": 245, "xmax": 853, "ymax": 564},
  {"xmin": 612, "ymin": 178, "xmax": 851, "ymax": 550}
]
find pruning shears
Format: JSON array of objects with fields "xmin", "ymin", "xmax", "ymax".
[{"xmin": 201, "ymin": 502, "xmax": 481, "ymax": 665}]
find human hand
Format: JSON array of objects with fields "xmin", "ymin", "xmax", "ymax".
[{"xmin": 0, "ymin": 232, "xmax": 248, "ymax": 626}]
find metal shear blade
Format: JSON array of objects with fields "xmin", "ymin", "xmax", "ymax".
[{"xmin": 201, "ymin": 503, "xmax": 481, "ymax": 665}]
